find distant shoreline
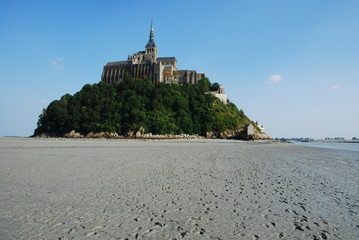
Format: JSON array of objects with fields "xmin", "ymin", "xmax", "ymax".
[{"xmin": 308, "ymin": 140, "xmax": 359, "ymax": 143}]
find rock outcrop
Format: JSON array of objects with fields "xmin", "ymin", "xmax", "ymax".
[
  {"xmin": 40, "ymin": 125, "xmax": 270, "ymax": 141},
  {"xmin": 234, "ymin": 124, "xmax": 271, "ymax": 140},
  {"xmin": 64, "ymin": 130, "xmax": 83, "ymax": 138},
  {"xmin": 86, "ymin": 132, "xmax": 118, "ymax": 138}
]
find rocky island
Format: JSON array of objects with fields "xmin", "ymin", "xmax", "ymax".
[
  {"xmin": 33, "ymin": 22, "xmax": 269, "ymax": 140},
  {"xmin": 33, "ymin": 77, "xmax": 268, "ymax": 140}
]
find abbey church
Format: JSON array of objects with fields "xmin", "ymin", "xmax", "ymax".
[{"xmin": 101, "ymin": 22, "xmax": 206, "ymax": 85}]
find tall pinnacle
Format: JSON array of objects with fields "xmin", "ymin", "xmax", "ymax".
[
  {"xmin": 146, "ymin": 19, "xmax": 156, "ymax": 48},
  {"xmin": 150, "ymin": 19, "xmax": 154, "ymax": 41}
]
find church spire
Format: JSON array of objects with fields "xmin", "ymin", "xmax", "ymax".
[
  {"xmin": 145, "ymin": 19, "xmax": 158, "ymax": 63},
  {"xmin": 146, "ymin": 19, "xmax": 156, "ymax": 48},
  {"xmin": 149, "ymin": 18, "xmax": 154, "ymax": 42}
]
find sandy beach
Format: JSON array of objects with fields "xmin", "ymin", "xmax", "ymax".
[{"xmin": 0, "ymin": 138, "xmax": 358, "ymax": 239}]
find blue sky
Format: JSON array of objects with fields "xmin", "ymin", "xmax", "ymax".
[{"xmin": 1, "ymin": 0, "xmax": 358, "ymax": 138}]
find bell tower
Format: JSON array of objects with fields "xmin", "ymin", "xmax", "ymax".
[{"xmin": 145, "ymin": 19, "xmax": 158, "ymax": 63}]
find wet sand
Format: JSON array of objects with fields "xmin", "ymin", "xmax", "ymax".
[{"xmin": 0, "ymin": 138, "xmax": 358, "ymax": 239}]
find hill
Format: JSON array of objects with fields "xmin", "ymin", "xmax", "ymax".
[{"xmin": 33, "ymin": 77, "xmax": 259, "ymax": 138}]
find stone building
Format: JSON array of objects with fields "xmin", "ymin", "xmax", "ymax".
[
  {"xmin": 101, "ymin": 22, "xmax": 205, "ymax": 84},
  {"xmin": 206, "ymin": 85, "xmax": 228, "ymax": 104}
]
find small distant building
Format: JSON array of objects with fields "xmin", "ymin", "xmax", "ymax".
[
  {"xmin": 207, "ymin": 85, "xmax": 228, "ymax": 104},
  {"xmin": 255, "ymin": 121, "xmax": 265, "ymax": 133},
  {"xmin": 246, "ymin": 124, "xmax": 255, "ymax": 135},
  {"xmin": 325, "ymin": 137, "xmax": 345, "ymax": 141},
  {"xmin": 334, "ymin": 137, "xmax": 345, "ymax": 141}
]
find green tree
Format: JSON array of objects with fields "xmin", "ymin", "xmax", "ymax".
[{"xmin": 34, "ymin": 76, "xmax": 256, "ymax": 137}]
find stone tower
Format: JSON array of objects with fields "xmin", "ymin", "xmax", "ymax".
[{"xmin": 145, "ymin": 20, "xmax": 158, "ymax": 63}]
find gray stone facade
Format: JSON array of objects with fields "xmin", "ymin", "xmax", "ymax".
[{"xmin": 101, "ymin": 22, "xmax": 205, "ymax": 84}]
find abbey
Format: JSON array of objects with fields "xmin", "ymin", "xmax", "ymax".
[{"xmin": 101, "ymin": 22, "xmax": 205, "ymax": 84}]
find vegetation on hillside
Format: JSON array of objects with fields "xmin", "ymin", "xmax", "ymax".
[{"xmin": 34, "ymin": 76, "xmax": 255, "ymax": 137}]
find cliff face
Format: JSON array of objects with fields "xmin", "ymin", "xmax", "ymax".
[{"xmin": 34, "ymin": 77, "xmax": 267, "ymax": 140}]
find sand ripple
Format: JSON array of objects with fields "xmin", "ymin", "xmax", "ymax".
[{"xmin": 0, "ymin": 138, "xmax": 358, "ymax": 239}]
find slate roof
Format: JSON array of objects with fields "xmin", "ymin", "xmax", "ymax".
[
  {"xmin": 105, "ymin": 61, "xmax": 131, "ymax": 66},
  {"xmin": 157, "ymin": 57, "xmax": 177, "ymax": 62},
  {"xmin": 146, "ymin": 40, "xmax": 156, "ymax": 48}
]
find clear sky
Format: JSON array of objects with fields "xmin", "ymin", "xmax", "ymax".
[{"xmin": 1, "ymin": 0, "xmax": 358, "ymax": 139}]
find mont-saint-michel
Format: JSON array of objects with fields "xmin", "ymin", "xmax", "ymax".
[
  {"xmin": 2, "ymin": 7, "xmax": 359, "ymax": 239},
  {"xmin": 102, "ymin": 21, "xmax": 205, "ymax": 85},
  {"xmin": 33, "ymin": 22, "xmax": 266, "ymax": 140},
  {"xmin": 102, "ymin": 21, "xmax": 227, "ymax": 105}
]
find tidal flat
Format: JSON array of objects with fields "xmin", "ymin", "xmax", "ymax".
[{"xmin": 0, "ymin": 138, "xmax": 358, "ymax": 239}]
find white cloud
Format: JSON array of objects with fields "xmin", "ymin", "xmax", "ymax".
[
  {"xmin": 331, "ymin": 84, "xmax": 341, "ymax": 89},
  {"xmin": 266, "ymin": 74, "xmax": 282, "ymax": 84},
  {"xmin": 51, "ymin": 57, "xmax": 64, "ymax": 69}
]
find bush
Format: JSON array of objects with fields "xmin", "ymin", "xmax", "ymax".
[{"xmin": 34, "ymin": 77, "xmax": 254, "ymax": 136}]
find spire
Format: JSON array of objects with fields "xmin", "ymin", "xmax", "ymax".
[
  {"xmin": 146, "ymin": 19, "xmax": 156, "ymax": 48},
  {"xmin": 150, "ymin": 18, "xmax": 154, "ymax": 41}
]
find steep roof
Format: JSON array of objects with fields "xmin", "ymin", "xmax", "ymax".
[
  {"xmin": 105, "ymin": 61, "xmax": 131, "ymax": 66},
  {"xmin": 157, "ymin": 57, "xmax": 177, "ymax": 62},
  {"xmin": 146, "ymin": 40, "xmax": 156, "ymax": 48}
]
